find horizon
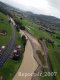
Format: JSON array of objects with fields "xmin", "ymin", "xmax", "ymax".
[{"xmin": 0, "ymin": 0, "xmax": 60, "ymax": 18}]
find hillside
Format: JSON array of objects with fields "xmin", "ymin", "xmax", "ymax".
[
  {"xmin": 23, "ymin": 12, "xmax": 60, "ymax": 30},
  {"xmin": 0, "ymin": 1, "xmax": 60, "ymax": 30}
]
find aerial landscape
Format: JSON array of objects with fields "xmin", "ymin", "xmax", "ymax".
[{"xmin": 0, "ymin": 0, "xmax": 60, "ymax": 80}]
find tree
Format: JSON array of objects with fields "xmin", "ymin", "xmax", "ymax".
[{"xmin": 22, "ymin": 35, "xmax": 27, "ymax": 46}]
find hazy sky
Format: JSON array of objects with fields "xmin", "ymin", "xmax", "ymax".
[{"xmin": 0, "ymin": 0, "xmax": 60, "ymax": 18}]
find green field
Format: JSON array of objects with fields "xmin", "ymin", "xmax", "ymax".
[
  {"xmin": 15, "ymin": 30, "xmax": 24, "ymax": 48},
  {"xmin": 0, "ymin": 12, "xmax": 12, "ymax": 47},
  {"xmin": 0, "ymin": 58, "xmax": 22, "ymax": 80},
  {"xmin": 47, "ymin": 44, "xmax": 60, "ymax": 80}
]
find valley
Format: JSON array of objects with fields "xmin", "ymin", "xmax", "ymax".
[{"xmin": 0, "ymin": 1, "xmax": 60, "ymax": 80}]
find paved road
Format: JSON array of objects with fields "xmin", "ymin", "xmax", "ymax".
[{"xmin": 0, "ymin": 17, "xmax": 16, "ymax": 67}]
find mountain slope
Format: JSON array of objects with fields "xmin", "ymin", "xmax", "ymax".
[
  {"xmin": 23, "ymin": 12, "xmax": 60, "ymax": 30},
  {"xmin": 0, "ymin": 1, "xmax": 60, "ymax": 30}
]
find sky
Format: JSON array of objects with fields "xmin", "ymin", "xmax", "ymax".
[{"xmin": 0, "ymin": 0, "xmax": 60, "ymax": 18}]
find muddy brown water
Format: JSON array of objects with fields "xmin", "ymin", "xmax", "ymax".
[{"xmin": 13, "ymin": 30, "xmax": 38, "ymax": 80}]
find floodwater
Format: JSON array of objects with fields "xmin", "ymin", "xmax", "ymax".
[{"xmin": 13, "ymin": 30, "xmax": 38, "ymax": 80}]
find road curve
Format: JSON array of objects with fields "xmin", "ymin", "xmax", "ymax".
[
  {"xmin": 0, "ymin": 17, "xmax": 16, "ymax": 67},
  {"xmin": 13, "ymin": 30, "xmax": 38, "ymax": 80}
]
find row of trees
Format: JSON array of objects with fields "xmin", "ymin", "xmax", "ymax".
[{"xmin": 14, "ymin": 18, "xmax": 25, "ymax": 32}]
